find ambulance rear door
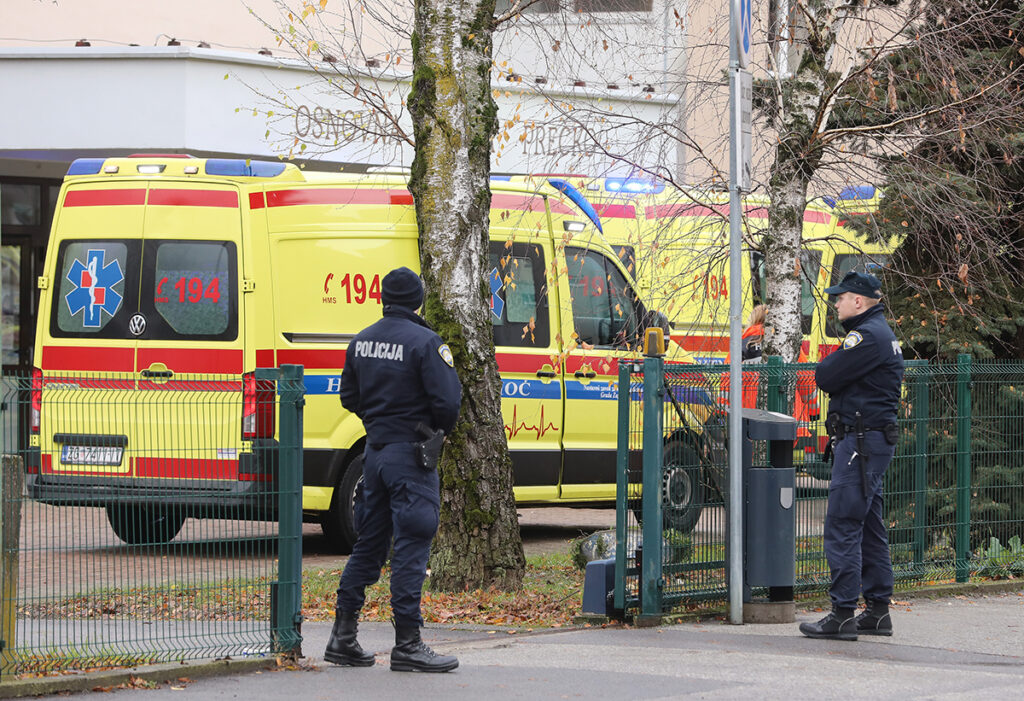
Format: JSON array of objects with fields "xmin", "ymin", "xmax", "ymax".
[
  {"xmin": 489, "ymin": 232, "xmax": 562, "ymax": 503},
  {"xmin": 132, "ymin": 182, "xmax": 247, "ymax": 489},
  {"xmin": 38, "ymin": 181, "xmax": 145, "ymax": 481},
  {"xmin": 556, "ymin": 241, "xmax": 644, "ymax": 501}
]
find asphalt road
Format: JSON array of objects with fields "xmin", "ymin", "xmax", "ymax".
[{"xmin": 10, "ymin": 503, "xmax": 623, "ymax": 597}]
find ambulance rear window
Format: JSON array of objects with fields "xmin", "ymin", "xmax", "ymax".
[
  {"xmin": 145, "ymin": 241, "xmax": 237, "ymax": 339},
  {"xmin": 488, "ymin": 241, "xmax": 550, "ymax": 348},
  {"xmin": 53, "ymin": 241, "xmax": 137, "ymax": 337}
]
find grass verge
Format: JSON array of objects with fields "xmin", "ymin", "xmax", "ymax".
[{"xmin": 302, "ymin": 552, "xmax": 584, "ymax": 628}]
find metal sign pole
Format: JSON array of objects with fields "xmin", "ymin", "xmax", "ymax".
[{"xmin": 728, "ymin": 0, "xmax": 751, "ymax": 626}]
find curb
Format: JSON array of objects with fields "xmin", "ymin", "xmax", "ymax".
[
  {"xmin": 0, "ymin": 655, "xmax": 279, "ymax": 699},
  {"xmin": 579, "ymin": 579, "xmax": 1024, "ymax": 627}
]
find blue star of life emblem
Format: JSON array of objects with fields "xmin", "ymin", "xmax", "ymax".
[
  {"xmin": 64, "ymin": 249, "xmax": 124, "ymax": 327},
  {"xmin": 489, "ymin": 267, "xmax": 505, "ymax": 320}
]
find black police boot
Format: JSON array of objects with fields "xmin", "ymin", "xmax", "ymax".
[
  {"xmin": 324, "ymin": 611, "xmax": 375, "ymax": 667},
  {"xmin": 856, "ymin": 600, "xmax": 893, "ymax": 637},
  {"xmin": 799, "ymin": 608, "xmax": 858, "ymax": 641},
  {"xmin": 390, "ymin": 626, "xmax": 459, "ymax": 673}
]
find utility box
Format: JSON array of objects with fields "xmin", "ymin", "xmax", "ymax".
[
  {"xmin": 581, "ymin": 558, "xmax": 616, "ymax": 616},
  {"xmin": 741, "ymin": 409, "xmax": 797, "ymax": 622}
]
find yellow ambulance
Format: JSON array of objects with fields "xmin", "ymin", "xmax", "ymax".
[
  {"xmin": 515, "ymin": 175, "xmax": 892, "ymax": 364},
  {"xmin": 510, "ymin": 175, "xmax": 894, "ymax": 461},
  {"xmin": 29, "ymin": 156, "xmax": 713, "ymax": 550}
]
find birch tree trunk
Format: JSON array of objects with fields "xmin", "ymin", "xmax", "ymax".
[
  {"xmin": 408, "ymin": 0, "xmax": 525, "ymax": 591},
  {"xmin": 763, "ymin": 0, "xmax": 852, "ymax": 360}
]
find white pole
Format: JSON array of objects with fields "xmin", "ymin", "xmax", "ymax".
[{"xmin": 728, "ymin": 0, "xmax": 745, "ymax": 626}]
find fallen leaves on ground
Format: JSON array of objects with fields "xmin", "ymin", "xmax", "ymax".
[{"xmin": 302, "ymin": 557, "xmax": 584, "ymax": 628}]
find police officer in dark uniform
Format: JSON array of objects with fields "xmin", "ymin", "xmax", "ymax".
[
  {"xmin": 324, "ymin": 266, "xmax": 462, "ymax": 672},
  {"xmin": 799, "ymin": 271, "xmax": 904, "ymax": 641}
]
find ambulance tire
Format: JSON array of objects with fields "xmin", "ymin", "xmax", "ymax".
[
  {"xmin": 320, "ymin": 454, "xmax": 363, "ymax": 555},
  {"xmin": 105, "ymin": 504, "xmax": 186, "ymax": 545},
  {"xmin": 631, "ymin": 439, "xmax": 704, "ymax": 534}
]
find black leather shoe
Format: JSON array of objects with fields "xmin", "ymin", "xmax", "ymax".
[
  {"xmin": 391, "ymin": 626, "xmax": 459, "ymax": 672},
  {"xmin": 799, "ymin": 609, "xmax": 858, "ymax": 641},
  {"xmin": 324, "ymin": 611, "xmax": 375, "ymax": 667},
  {"xmin": 856, "ymin": 601, "xmax": 893, "ymax": 636}
]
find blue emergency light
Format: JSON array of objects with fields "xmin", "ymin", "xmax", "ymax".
[
  {"xmin": 66, "ymin": 159, "xmax": 107, "ymax": 176},
  {"xmin": 205, "ymin": 159, "xmax": 287, "ymax": 177},
  {"xmin": 603, "ymin": 177, "xmax": 665, "ymax": 194},
  {"xmin": 546, "ymin": 179, "xmax": 604, "ymax": 234}
]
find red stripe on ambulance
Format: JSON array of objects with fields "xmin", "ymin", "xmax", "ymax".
[
  {"xmin": 803, "ymin": 210, "xmax": 831, "ymax": 224},
  {"xmin": 671, "ymin": 335, "xmax": 732, "ymax": 353},
  {"xmin": 264, "ymin": 188, "xmax": 573, "ymax": 216},
  {"xmin": 133, "ymin": 457, "xmax": 239, "ymax": 480},
  {"xmin": 42, "ymin": 345, "xmax": 134, "ymax": 372},
  {"xmin": 592, "ymin": 203, "xmax": 636, "ymax": 219},
  {"xmin": 647, "ymin": 203, "xmax": 771, "ymax": 220},
  {"xmin": 276, "ymin": 348, "xmax": 347, "ymax": 370},
  {"xmin": 137, "ymin": 348, "xmax": 243, "ymax": 374},
  {"xmin": 266, "ymin": 189, "xmax": 407, "ymax": 207},
  {"xmin": 249, "ymin": 192, "xmax": 266, "ymax": 209},
  {"xmin": 147, "ymin": 189, "xmax": 239, "ymax": 208},
  {"xmin": 495, "ymin": 352, "xmax": 550, "ymax": 374},
  {"xmin": 564, "ymin": 355, "xmax": 618, "ymax": 376},
  {"xmin": 63, "ymin": 190, "xmax": 147, "ymax": 207},
  {"xmin": 491, "ymin": 193, "xmax": 573, "ymax": 215}
]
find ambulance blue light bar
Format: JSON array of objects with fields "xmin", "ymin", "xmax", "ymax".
[
  {"xmin": 838, "ymin": 185, "xmax": 876, "ymax": 201},
  {"xmin": 66, "ymin": 159, "xmax": 107, "ymax": 175},
  {"xmin": 824, "ymin": 185, "xmax": 877, "ymax": 208},
  {"xmin": 205, "ymin": 159, "xmax": 287, "ymax": 177},
  {"xmin": 604, "ymin": 177, "xmax": 665, "ymax": 194},
  {"xmin": 547, "ymin": 178, "xmax": 603, "ymax": 233}
]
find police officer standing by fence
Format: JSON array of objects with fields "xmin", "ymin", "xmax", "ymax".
[
  {"xmin": 324, "ymin": 266, "xmax": 462, "ymax": 672},
  {"xmin": 799, "ymin": 271, "xmax": 904, "ymax": 641}
]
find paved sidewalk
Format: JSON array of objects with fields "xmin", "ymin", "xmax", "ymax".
[{"xmin": 6, "ymin": 589, "xmax": 1020, "ymax": 699}]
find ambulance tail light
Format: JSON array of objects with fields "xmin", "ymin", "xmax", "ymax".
[
  {"xmin": 242, "ymin": 372, "xmax": 275, "ymax": 440},
  {"xmin": 31, "ymin": 366, "xmax": 42, "ymax": 433}
]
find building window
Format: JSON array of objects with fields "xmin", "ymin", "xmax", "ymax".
[{"xmin": 1, "ymin": 183, "xmax": 41, "ymax": 226}]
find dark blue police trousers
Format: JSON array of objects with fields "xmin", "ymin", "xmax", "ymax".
[
  {"xmin": 825, "ymin": 431, "xmax": 896, "ymax": 610},
  {"xmin": 336, "ymin": 442, "xmax": 441, "ymax": 628}
]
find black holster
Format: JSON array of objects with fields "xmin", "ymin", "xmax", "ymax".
[{"xmin": 414, "ymin": 422, "xmax": 444, "ymax": 472}]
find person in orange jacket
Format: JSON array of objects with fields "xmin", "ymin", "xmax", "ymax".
[{"xmin": 719, "ymin": 305, "xmax": 765, "ymax": 408}]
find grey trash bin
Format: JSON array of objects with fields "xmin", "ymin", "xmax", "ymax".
[{"xmin": 742, "ymin": 409, "xmax": 797, "ymax": 608}]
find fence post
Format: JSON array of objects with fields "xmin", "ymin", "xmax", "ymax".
[
  {"xmin": 764, "ymin": 355, "xmax": 784, "ymax": 413},
  {"xmin": 640, "ymin": 355, "xmax": 664, "ymax": 620},
  {"xmin": 1, "ymin": 456, "xmax": 24, "ymax": 677},
  {"xmin": 272, "ymin": 364, "xmax": 305, "ymax": 655},
  {"xmin": 614, "ymin": 361, "xmax": 632, "ymax": 614},
  {"xmin": 955, "ymin": 354, "xmax": 971, "ymax": 583},
  {"xmin": 912, "ymin": 362, "xmax": 929, "ymax": 571}
]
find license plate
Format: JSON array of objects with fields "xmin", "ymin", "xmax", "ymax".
[{"xmin": 60, "ymin": 445, "xmax": 124, "ymax": 466}]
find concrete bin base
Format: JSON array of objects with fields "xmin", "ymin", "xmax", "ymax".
[{"xmin": 743, "ymin": 601, "xmax": 796, "ymax": 624}]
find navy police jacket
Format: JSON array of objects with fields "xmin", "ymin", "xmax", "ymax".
[
  {"xmin": 815, "ymin": 303, "xmax": 904, "ymax": 428},
  {"xmin": 340, "ymin": 305, "xmax": 462, "ymax": 444}
]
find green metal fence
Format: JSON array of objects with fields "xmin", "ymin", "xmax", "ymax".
[
  {"xmin": 616, "ymin": 355, "xmax": 1024, "ymax": 617},
  {"xmin": 0, "ymin": 365, "xmax": 304, "ymax": 677}
]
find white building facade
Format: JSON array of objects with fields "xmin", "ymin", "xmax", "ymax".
[{"xmin": 0, "ymin": 0, "xmax": 697, "ymax": 371}]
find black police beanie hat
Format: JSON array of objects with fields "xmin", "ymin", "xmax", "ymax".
[
  {"xmin": 381, "ymin": 266, "xmax": 424, "ymax": 309},
  {"xmin": 824, "ymin": 271, "xmax": 882, "ymax": 299}
]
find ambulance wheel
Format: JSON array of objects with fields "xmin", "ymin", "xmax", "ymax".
[
  {"xmin": 632, "ymin": 440, "xmax": 705, "ymax": 534},
  {"xmin": 105, "ymin": 504, "xmax": 185, "ymax": 545},
  {"xmin": 320, "ymin": 454, "xmax": 363, "ymax": 555}
]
